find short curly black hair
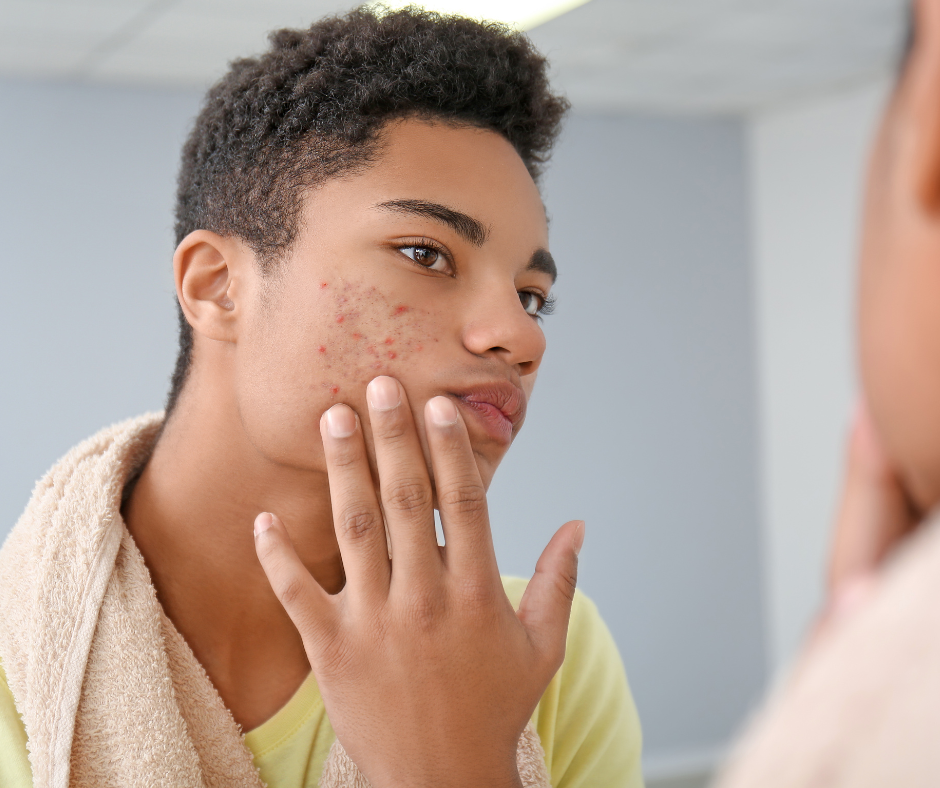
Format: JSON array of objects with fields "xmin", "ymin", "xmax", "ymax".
[{"xmin": 166, "ymin": 4, "xmax": 569, "ymax": 415}]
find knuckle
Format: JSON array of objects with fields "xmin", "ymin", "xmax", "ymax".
[
  {"xmin": 400, "ymin": 589, "xmax": 445, "ymax": 631},
  {"xmin": 438, "ymin": 481, "xmax": 487, "ymax": 517},
  {"xmin": 276, "ymin": 573, "xmax": 309, "ymax": 609},
  {"xmin": 556, "ymin": 563, "xmax": 578, "ymax": 602},
  {"xmin": 384, "ymin": 480, "xmax": 432, "ymax": 515},
  {"xmin": 315, "ymin": 638, "xmax": 358, "ymax": 679},
  {"xmin": 328, "ymin": 444, "xmax": 362, "ymax": 470},
  {"xmin": 456, "ymin": 578, "xmax": 498, "ymax": 608},
  {"xmin": 338, "ymin": 507, "xmax": 380, "ymax": 542},
  {"xmin": 373, "ymin": 414, "xmax": 410, "ymax": 443}
]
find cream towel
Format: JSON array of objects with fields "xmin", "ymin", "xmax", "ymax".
[
  {"xmin": 0, "ymin": 414, "xmax": 551, "ymax": 788},
  {"xmin": 714, "ymin": 509, "xmax": 940, "ymax": 788}
]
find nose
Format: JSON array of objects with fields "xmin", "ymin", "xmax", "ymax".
[{"xmin": 460, "ymin": 283, "xmax": 547, "ymax": 376}]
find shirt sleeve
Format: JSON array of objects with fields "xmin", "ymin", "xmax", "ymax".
[
  {"xmin": 0, "ymin": 658, "xmax": 33, "ymax": 788},
  {"xmin": 502, "ymin": 577, "xmax": 644, "ymax": 788}
]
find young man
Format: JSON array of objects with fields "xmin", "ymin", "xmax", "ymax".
[
  {"xmin": 0, "ymin": 7, "xmax": 642, "ymax": 788},
  {"xmin": 716, "ymin": 0, "xmax": 940, "ymax": 784}
]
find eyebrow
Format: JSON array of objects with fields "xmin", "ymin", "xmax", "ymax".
[
  {"xmin": 528, "ymin": 247, "xmax": 557, "ymax": 284},
  {"xmin": 375, "ymin": 197, "xmax": 556, "ymax": 282},
  {"xmin": 374, "ymin": 199, "xmax": 489, "ymax": 247}
]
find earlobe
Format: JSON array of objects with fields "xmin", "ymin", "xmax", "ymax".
[{"xmin": 174, "ymin": 230, "xmax": 242, "ymax": 344}]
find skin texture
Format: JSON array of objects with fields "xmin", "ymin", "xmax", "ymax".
[
  {"xmin": 825, "ymin": 0, "xmax": 940, "ymax": 614},
  {"xmin": 123, "ymin": 118, "xmax": 582, "ymax": 785}
]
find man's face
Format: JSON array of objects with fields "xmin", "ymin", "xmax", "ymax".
[
  {"xmin": 232, "ymin": 118, "xmax": 554, "ymax": 488},
  {"xmin": 858, "ymin": 3, "xmax": 940, "ymax": 512}
]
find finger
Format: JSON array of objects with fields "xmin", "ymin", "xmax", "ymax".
[
  {"xmin": 516, "ymin": 520, "xmax": 583, "ymax": 668},
  {"xmin": 828, "ymin": 403, "xmax": 917, "ymax": 593},
  {"xmin": 254, "ymin": 512, "xmax": 336, "ymax": 650},
  {"xmin": 423, "ymin": 395, "xmax": 496, "ymax": 581},
  {"xmin": 366, "ymin": 376, "xmax": 441, "ymax": 581},
  {"xmin": 320, "ymin": 404, "xmax": 391, "ymax": 602}
]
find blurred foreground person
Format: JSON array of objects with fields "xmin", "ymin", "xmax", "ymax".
[{"xmin": 716, "ymin": 1, "xmax": 940, "ymax": 785}]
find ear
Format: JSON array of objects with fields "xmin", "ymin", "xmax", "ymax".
[
  {"xmin": 173, "ymin": 230, "xmax": 247, "ymax": 344},
  {"xmin": 907, "ymin": 0, "xmax": 940, "ymax": 210}
]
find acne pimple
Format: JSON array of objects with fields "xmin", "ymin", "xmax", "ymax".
[
  {"xmin": 320, "ymin": 282, "xmax": 329, "ymax": 289},
  {"xmin": 329, "ymin": 384, "xmax": 340, "ymax": 396},
  {"xmin": 321, "ymin": 282, "xmax": 428, "ymax": 382}
]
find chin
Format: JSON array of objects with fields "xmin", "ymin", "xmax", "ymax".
[{"xmin": 473, "ymin": 448, "xmax": 503, "ymax": 491}]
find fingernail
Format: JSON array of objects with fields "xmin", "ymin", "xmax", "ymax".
[
  {"xmin": 573, "ymin": 521, "xmax": 585, "ymax": 555},
  {"xmin": 325, "ymin": 404, "xmax": 357, "ymax": 438},
  {"xmin": 427, "ymin": 396, "xmax": 458, "ymax": 426},
  {"xmin": 254, "ymin": 512, "xmax": 274, "ymax": 537},
  {"xmin": 368, "ymin": 376, "xmax": 401, "ymax": 411}
]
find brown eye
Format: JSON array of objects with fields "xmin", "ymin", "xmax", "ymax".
[
  {"xmin": 413, "ymin": 247, "xmax": 438, "ymax": 265},
  {"xmin": 399, "ymin": 245, "xmax": 448, "ymax": 272}
]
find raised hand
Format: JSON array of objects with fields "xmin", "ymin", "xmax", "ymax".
[{"xmin": 253, "ymin": 376, "xmax": 583, "ymax": 788}]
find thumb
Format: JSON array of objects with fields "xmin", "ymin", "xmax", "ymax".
[{"xmin": 517, "ymin": 520, "xmax": 583, "ymax": 666}]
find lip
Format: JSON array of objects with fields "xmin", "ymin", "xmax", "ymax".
[{"xmin": 450, "ymin": 381, "xmax": 527, "ymax": 444}]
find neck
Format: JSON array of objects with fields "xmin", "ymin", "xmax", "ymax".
[{"xmin": 123, "ymin": 378, "xmax": 342, "ymax": 730}]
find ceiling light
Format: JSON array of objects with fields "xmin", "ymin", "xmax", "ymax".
[{"xmin": 374, "ymin": 0, "xmax": 592, "ymax": 30}]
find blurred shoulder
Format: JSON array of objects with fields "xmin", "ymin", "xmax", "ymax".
[{"xmin": 716, "ymin": 513, "xmax": 940, "ymax": 788}]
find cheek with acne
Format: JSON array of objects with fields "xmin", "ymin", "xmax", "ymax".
[{"xmin": 311, "ymin": 281, "xmax": 435, "ymax": 391}]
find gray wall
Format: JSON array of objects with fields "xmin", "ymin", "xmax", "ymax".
[
  {"xmin": 0, "ymin": 83, "xmax": 765, "ymax": 766},
  {"xmin": 0, "ymin": 80, "xmax": 199, "ymax": 525}
]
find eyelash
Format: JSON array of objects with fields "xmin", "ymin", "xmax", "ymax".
[
  {"xmin": 393, "ymin": 238, "xmax": 556, "ymax": 319},
  {"xmin": 538, "ymin": 292, "xmax": 557, "ymax": 317},
  {"xmin": 519, "ymin": 290, "xmax": 556, "ymax": 320}
]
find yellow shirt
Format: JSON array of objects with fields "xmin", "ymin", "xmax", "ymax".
[{"xmin": 0, "ymin": 578, "xmax": 642, "ymax": 787}]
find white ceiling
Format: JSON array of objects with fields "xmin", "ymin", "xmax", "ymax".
[
  {"xmin": 530, "ymin": 0, "xmax": 909, "ymax": 112},
  {"xmin": 0, "ymin": 0, "xmax": 910, "ymax": 113}
]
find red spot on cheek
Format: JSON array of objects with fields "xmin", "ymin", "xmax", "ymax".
[
  {"xmin": 415, "ymin": 345, "xmax": 423, "ymax": 352},
  {"xmin": 329, "ymin": 385, "xmax": 340, "ymax": 396},
  {"xmin": 387, "ymin": 351, "xmax": 397, "ymax": 359},
  {"xmin": 320, "ymin": 282, "xmax": 329, "ymax": 289},
  {"xmin": 336, "ymin": 315, "xmax": 345, "ymax": 324},
  {"xmin": 352, "ymin": 332, "xmax": 362, "ymax": 340},
  {"xmin": 384, "ymin": 337, "xmax": 394, "ymax": 345},
  {"xmin": 318, "ymin": 346, "xmax": 327, "ymax": 354},
  {"xmin": 394, "ymin": 305, "xmax": 409, "ymax": 315}
]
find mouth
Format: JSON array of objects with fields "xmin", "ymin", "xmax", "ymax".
[{"xmin": 450, "ymin": 381, "xmax": 527, "ymax": 445}]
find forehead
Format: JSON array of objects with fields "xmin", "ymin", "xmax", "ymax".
[{"xmin": 321, "ymin": 118, "xmax": 550, "ymax": 247}]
